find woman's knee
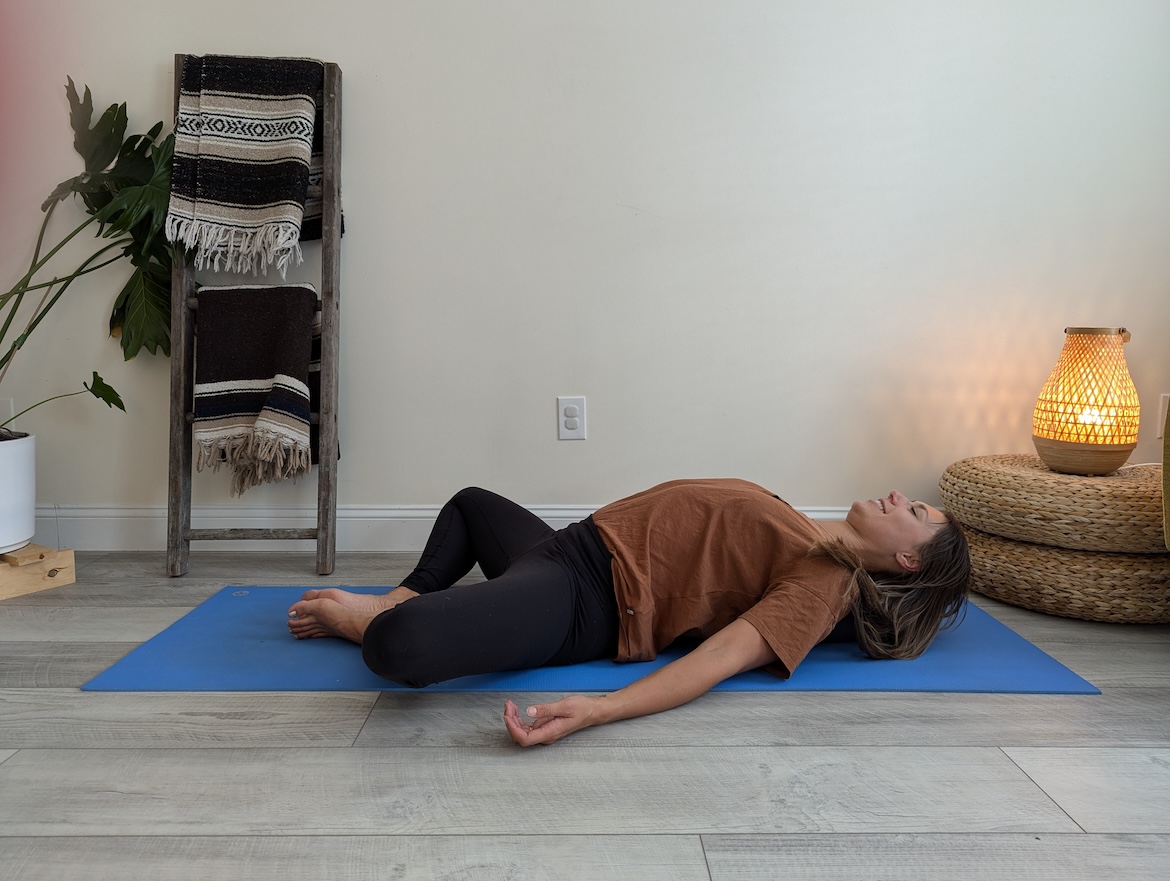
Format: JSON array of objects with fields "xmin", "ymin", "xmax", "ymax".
[
  {"xmin": 361, "ymin": 605, "xmax": 440, "ymax": 688},
  {"xmin": 450, "ymin": 486, "xmax": 500, "ymax": 512}
]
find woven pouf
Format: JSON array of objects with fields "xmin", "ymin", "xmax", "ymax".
[
  {"xmin": 939, "ymin": 455, "xmax": 1170, "ymax": 623},
  {"xmin": 964, "ymin": 527, "xmax": 1170, "ymax": 624},
  {"xmin": 939, "ymin": 454, "xmax": 1165, "ymax": 553}
]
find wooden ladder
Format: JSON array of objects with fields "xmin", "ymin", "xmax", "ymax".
[{"xmin": 166, "ymin": 55, "xmax": 342, "ymax": 576}]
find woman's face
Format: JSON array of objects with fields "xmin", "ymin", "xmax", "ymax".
[{"xmin": 845, "ymin": 490, "xmax": 945, "ymax": 571}]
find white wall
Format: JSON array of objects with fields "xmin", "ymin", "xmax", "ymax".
[{"xmin": 2, "ymin": 1, "xmax": 1168, "ymax": 549}]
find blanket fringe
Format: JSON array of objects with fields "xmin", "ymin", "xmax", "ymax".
[
  {"xmin": 166, "ymin": 216, "xmax": 304, "ymax": 277},
  {"xmin": 195, "ymin": 432, "xmax": 311, "ymax": 497}
]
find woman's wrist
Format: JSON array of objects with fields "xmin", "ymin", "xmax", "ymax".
[{"xmin": 594, "ymin": 691, "xmax": 630, "ymax": 726}]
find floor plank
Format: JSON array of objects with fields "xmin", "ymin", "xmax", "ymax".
[
  {"xmin": 0, "ymin": 834, "xmax": 711, "ymax": 881},
  {"xmin": 70, "ymin": 551, "xmax": 417, "ymax": 586},
  {"xmin": 1025, "ymin": 642, "xmax": 1170, "ymax": 688},
  {"xmin": 0, "ymin": 689, "xmax": 378, "ymax": 748},
  {"xmin": 1003, "ymin": 748, "xmax": 1170, "ymax": 833},
  {"xmin": 0, "ymin": 642, "xmax": 139, "ymax": 688},
  {"xmin": 0, "ymin": 746, "xmax": 1080, "ymax": 836},
  {"xmin": 702, "ymin": 833, "xmax": 1170, "ymax": 880},
  {"xmin": 0, "ymin": 607, "xmax": 191, "ymax": 642},
  {"xmin": 972, "ymin": 596, "xmax": 1170, "ymax": 645},
  {"xmin": 355, "ymin": 688, "xmax": 1170, "ymax": 749},
  {"xmin": 3, "ymin": 581, "xmax": 221, "ymax": 607}
]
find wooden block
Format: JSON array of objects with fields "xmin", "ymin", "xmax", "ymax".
[{"xmin": 0, "ymin": 544, "xmax": 76, "ymax": 600}]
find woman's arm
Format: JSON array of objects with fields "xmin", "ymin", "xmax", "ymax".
[{"xmin": 502, "ymin": 617, "xmax": 778, "ymax": 747}]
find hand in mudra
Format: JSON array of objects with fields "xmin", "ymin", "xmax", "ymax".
[{"xmin": 502, "ymin": 696, "xmax": 604, "ymax": 746}]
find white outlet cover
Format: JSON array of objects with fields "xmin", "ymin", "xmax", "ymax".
[{"xmin": 557, "ymin": 396, "xmax": 586, "ymax": 440}]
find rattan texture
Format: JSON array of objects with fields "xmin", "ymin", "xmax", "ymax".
[
  {"xmin": 939, "ymin": 454, "xmax": 1166, "ymax": 553},
  {"xmin": 1031, "ymin": 328, "xmax": 1139, "ymax": 445},
  {"xmin": 964, "ymin": 527, "xmax": 1170, "ymax": 624}
]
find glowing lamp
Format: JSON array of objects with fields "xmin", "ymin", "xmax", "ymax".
[{"xmin": 1032, "ymin": 327, "xmax": 1139, "ymax": 476}]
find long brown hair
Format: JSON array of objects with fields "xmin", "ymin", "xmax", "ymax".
[{"xmin": 816, "ymin": 512, "xmax": 971, "ymax": 660}]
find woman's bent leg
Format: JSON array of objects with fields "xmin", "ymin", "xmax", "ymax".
[
  {"xmin": 400, "ymin": 487, "xmax": 556, "ymax": 594},
  {"xmin": 363, "ymin": 555, "xmax": 577, "ymax": 688}
]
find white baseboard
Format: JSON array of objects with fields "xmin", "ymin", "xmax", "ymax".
[
  {"xmin": 31, "ymin": 504, "xmax": 596, "ymax": 552},
  {"xmin": 34, "ymin": 503, "xmax": 849, "ymax": 552}
]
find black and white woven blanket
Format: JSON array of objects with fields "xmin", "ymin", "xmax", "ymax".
[
  {"xmin": 193, "ymin": 284, "xmax": 320, "ymax": 495},
  {"xmin": 166, "ymin": 55, "xmax": 326, "ymax": 275}
]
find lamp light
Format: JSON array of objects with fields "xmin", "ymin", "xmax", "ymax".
[{"xmin": 1032, "ymin": 327, "xmax": 1139, "ymax": 476}]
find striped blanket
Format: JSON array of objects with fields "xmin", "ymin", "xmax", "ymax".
[
  {"xmin": 192, "ymin": 284, "xmax": 319, "ymax": 495},
  {"xmin": 166, "ymin": 55, "xmax": 326, "ymax": 275}
]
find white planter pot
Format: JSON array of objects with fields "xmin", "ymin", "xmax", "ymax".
[{"xmin": 0, "ymin": 432, "xmax": 35, "ymax": 554}]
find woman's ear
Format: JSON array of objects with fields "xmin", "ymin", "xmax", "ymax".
[{"xmin": 894, "ymin": 550, "xmax": 922, "ymax": 573}]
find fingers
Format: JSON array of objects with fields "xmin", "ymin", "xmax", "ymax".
[
  {"xmin": 502, "ymin": 698, "xmax": 585, "ymax": 747},
  {"xmin": 517, "ymin": 701, "xmax": 558, "ymax": 731},
  {"xmin": 503, "ymin": 699, "xmax": 523, "ymax": 723},
  {"xmin": 503, "ymin": 700, "xmax": 554, "ymax": 746},
  {"xmin": 503, "ymin": 700, "xmax": 536, "ymax": 746}
]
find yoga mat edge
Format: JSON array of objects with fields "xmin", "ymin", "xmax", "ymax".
[{"xmin": 82, "ymin": 586, "xmax": 1100, "ymax": 695}]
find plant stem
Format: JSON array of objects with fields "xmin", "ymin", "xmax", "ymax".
[
  {"xmin": 2, "ymin": 211, "xmax": 99, "ymax": 306},
  {"xmin": 31, "ymin": 200, "xmax": 57, "ymax": 265},
  {"xmin": 0, "ymin": 387, "xmax": 90, "ymax": 430},
  {"xmin": 0, "ymin": 236, "xmax": 130, "ymax": 378},
  {"xmin": 1, "ymin": 208, "xmax": 99, "ymax": 351},
  {"xmin": 7, "ymin": 253, "xmax": 126, "ymax": 295}
]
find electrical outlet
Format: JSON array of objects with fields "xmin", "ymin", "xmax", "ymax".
[
  {"xmin": 557, "ymin": 396, "xmax": 586, "ymax": 440},
  {"xmin": 1159, "ymin": 393, "xmax": 1169, "ymax": 439}
]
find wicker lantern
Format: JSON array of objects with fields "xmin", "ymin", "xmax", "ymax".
[{"xmin": 1032, "ymin": 327, "xmax": 1139, "ymax": 476}]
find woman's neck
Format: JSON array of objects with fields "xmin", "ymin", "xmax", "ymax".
[{"xmin": 816, "ymin": 520, "xmax": 887, "ymax": 574}]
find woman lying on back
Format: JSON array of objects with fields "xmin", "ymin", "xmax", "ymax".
[{"xmin": 287, "ymin": 479, "xmax": 970, "ymax": 746}]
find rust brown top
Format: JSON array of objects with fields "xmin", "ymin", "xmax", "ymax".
[{"xmin": 592, "ymin": 478, "xmax": 855, "ymax": 678}]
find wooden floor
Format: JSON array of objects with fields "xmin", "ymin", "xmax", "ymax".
[{"xmin": 1, "ymin": 551, "xmax": 1168, "ymax": 880}]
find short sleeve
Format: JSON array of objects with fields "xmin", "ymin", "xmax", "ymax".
[{"xmin": 739, "ymin": 578, "xmax": 851, "ymax": 679}]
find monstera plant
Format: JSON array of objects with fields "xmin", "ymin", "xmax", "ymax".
[
  {"xmin": 1, "ymin": 78, "xmax": 176, "ymax": 552},
  {"xmin": 1, "ymin": 77, "xmax": 175, "ymax": 436}
]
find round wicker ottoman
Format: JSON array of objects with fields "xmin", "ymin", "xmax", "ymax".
[{"xmin": 939, "ymin": 454, "xmax": 1170, "ymax": 623}]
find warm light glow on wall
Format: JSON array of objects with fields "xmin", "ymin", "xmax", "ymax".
[{"xmin": 1032, "ymin": 327, "xmax": 1139, "ymax": 475}]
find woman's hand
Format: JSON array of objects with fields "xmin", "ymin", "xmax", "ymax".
[
  {"xmin": 503, "ymin": 696, "xmax": 604, "ymax": 747},
  {"xmin": 501, "ymin": 619, "xmax": 778, "ymax": 748}
]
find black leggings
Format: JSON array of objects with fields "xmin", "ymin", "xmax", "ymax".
[{"xmin": 361, "ymin": 487, "xmax": 619, "ymax": 687}]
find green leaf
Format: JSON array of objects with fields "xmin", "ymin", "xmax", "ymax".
[
  {"xmin": 83, "ymin": 371, "xmax": 126, "ymax": 411},
  {"xmin": 77, "ymin": 172, "xmax": 124, "ymax": 217},
  {"xmin": 41, "ymin": 174, "xmax": 86, "ymax": 212},
  {"xmin": 107, "ymin": 123, "xmax": 163, "ymax": 189},
  {"xmin": 98, "ymin": 132, "xmax": 173, "ymax": 250},
  {"xmin": 65, "ymin": 77, "xmax": 94, "ymax": 145},
  {"xmin": 109, "ymin": 259, "xmax": 171, "ymax": 359},
  {"xmin": 66, "ymin": 78, "xmax": 126, "ymax": 175},
  {"xmin": 41, "ymin": 171, "xmax": 119, "ymax": 215}
]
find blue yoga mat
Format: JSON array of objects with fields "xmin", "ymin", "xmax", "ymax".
[{"xmin": 82, "ymin": 586, "xmax": 1099, "ymax": 694}]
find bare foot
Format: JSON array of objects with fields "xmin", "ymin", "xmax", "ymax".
[
  {"xmin": 295, "ymin": 587, "xmax": 404, "ymax": 614},
  {"xmin": 287, "ymin": 597, "xmax": 377, "ymax": 643}
]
